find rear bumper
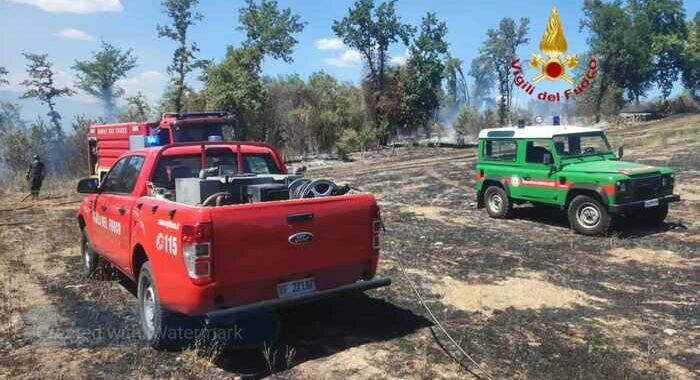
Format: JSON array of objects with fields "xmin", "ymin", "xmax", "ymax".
[
  {"xmin": 609, "ymin": 194, "xmax": 680, "ymax": 213},
  {"xmin": 205, "ymin": 276, "xmax": 391, "ymax": 325}
]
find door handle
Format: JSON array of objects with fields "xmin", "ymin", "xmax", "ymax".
[
  {"xmin": 117, "ymin": 206, "xmax": 127, "ymax": 215},
  {"xmin": 287, "ymin": 213, "xmax": 314, "ymax": 223},
  {"xmin": 101, "ymin": 205, "xmax": 108, "ymax": 212},
  {"xmin": 524, "ymin": 175, "xmax": 531, "ymax": 180}
]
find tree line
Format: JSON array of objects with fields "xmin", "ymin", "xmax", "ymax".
[{"xmin": 1, "ymin": 0, "xmax": 699, "ymax": 179}]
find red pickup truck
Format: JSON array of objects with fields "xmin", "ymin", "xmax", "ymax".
[{"xmin": 76, "ymin": 141, "xmax": 389, "ymax": 348}]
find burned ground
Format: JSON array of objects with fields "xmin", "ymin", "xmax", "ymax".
[{"xmin": 0, "ymin": 115, "xmax": 698, "ymax": 379}]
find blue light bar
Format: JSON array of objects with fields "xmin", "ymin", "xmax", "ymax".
[{"xmin": 145, "ymin": 135, "xmax": 159, "ymax": 146}]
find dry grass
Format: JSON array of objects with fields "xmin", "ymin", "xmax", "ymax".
[{"xmin": 435, "ymin": 271, "xmax": 608, "ymax": 314}]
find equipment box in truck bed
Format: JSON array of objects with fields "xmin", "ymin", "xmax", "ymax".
[{"xmin": 76, "ymin": 141, "xmax": 389, "ymax": 348}]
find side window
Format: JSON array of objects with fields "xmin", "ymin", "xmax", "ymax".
[
  {"xmin": 483, "ymin": 140, "xmax": 517, "ymax": 161},
  {"xmin": 101, "ymin": 157, "xmax": 130, "ymax": 193},
  {"xmin": 553, "ymin": 135, "xmax": 570, "ymax": 156},
  {"xmin": 121, "ymin": 156, "xmax": 145, "ymax": 193},
  {"xmin": 102, "ymin": 156, "xmax": 145, "ymax": 194},
  {"xmin": 525, "ymin": 140, "xmax": 552, "ymax": 164}
]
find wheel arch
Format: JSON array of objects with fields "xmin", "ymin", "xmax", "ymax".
[
  {"xmin": 478, "ymin": 178, "xmax": 509, "ymax": 208},
  {"xmin": 131, "ymin": 244, "xmax": 149, "ymax": 281},
  {"xmin": 565, "ymin": 184, "xmax": 609, "ymax": 209}
]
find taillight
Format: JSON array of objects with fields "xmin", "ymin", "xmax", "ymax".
[
  {"xmin": 372, "ymin": 206, "xmax": 382, "ymax": 251},
  {"xmin": 182, "ymin": 223, "xmax": 213, "ymax": 285}
]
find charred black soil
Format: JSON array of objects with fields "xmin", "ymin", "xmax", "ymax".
[{"xmin": 1, "ymin": 115, "xmax": 698, "ymax": 379}]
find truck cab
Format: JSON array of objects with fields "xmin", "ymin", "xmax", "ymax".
[{"xmin": 474, "ymin": 125, "xmax": 680, "ymax": 235}]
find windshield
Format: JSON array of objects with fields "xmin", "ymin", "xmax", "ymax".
[
  {"xmin": 552, "ymin": 132, "xmax": 611, "ymax": 158},
  {"xmin": 172, "ymin": 124, "xmax": 228, "ymax": 142}
]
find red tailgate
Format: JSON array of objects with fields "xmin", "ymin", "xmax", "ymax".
[{"xmin": 207, "ymin": 194, "xmax": 378, "ymax": 307}]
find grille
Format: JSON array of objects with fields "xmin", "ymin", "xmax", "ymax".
[{"xmin": 631, "ymin": 175, "xmax": 663, "ymax": 201}]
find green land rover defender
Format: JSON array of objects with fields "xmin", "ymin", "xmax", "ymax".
[{"xmin": 474, "ymin": 125, "xmax": 680, "ymax": 235}]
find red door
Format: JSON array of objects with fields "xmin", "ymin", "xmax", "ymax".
[{"xmin": 96, "ymin": 155, "xmax": 145, "ymax": 271}]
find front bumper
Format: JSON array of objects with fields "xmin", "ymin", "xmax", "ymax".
[
  {"xmin": 609, "ymin": 194, "xmax": 680, "ymax": 213},
  {"xmin": 205, "ymin": 276, "xmax": 391, "ymax": 325}
]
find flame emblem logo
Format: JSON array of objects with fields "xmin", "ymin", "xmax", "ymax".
[{"xmin": 529, "ymin": 7, "xmax": 577, "ymax": 84}]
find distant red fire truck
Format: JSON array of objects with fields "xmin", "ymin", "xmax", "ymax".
[{"xmin": 87, "ymin": 112, "xmax": 238, "ymax": 180}]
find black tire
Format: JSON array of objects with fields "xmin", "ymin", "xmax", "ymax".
[
  {"xmin": 80, "ymin": 229, "xmax": 99, "ymax": 277},
  {"xmin": 567, "ymin": 195, "xmax": 610, "ymax": 235},
  {"xmin": 484, "ymin": 186, "xmax": 512, "ymax": 218},
  {"xmin": 632, "ymin": 203, "xmax": 669, "ymax": 226},
  {"xmin": 137, "ymin": 262, "xmax": 186, "ymax": 349}
]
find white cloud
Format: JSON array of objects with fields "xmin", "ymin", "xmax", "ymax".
[
  {"xmin": 314, "ymin": 37, "xmax": 345, "ymax": 51},
  {"xmin": 116, "ymin": 70, "xmax": 167, "ymax": 101},
  {"xmin": 323, "ymin": 50, "xmax": 363, "ymax": 68},
  {"xmin": 390, "ymin": 49, "xmax": 410, "ymax": 66},
  {"xmin": 55, "ymin": 28, "xmax": 95, "ymax": 41},
  {"xmin": 8, "ymin": 0, "xmax": 123, "ymax": 14}
]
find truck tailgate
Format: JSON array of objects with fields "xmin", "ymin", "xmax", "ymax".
[{"xmin": 207, "ymin": 194, "xmax": 378, "ymax": 307}]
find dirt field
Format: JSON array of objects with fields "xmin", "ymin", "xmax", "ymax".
[{"xmin": 1, "ymin": 114, "xmax": 698, "ymax": 379}]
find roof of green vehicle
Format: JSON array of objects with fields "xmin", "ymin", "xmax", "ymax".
[{"xmin": 478, "ymin": 125, "xmax": 603, "ymax": 139}]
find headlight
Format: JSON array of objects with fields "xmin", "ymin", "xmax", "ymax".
[
  {"xmin": 662, "ymin": 174, "xmax": 674, "ymax": 189},
  {"xmin": 616, "ymin": 180, "xmax": 630, "ymax": 193}
]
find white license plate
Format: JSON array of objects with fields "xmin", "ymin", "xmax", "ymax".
[
  {"xmin": 277, "ymin": 278, "xmax": 315, "ymax": 298},
  {"xmin": 644, "ymin": 199, "xmax": 659, "ymax": 208}
]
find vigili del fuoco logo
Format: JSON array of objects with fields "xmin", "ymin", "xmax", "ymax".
[{"xmin": 511, "ymin": 7, "xmax": 597, "ymax": 102}]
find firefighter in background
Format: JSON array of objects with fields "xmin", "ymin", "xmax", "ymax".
[{"xmin": 26, "ymin": 155, "xmax": 46, "ymax": 200}]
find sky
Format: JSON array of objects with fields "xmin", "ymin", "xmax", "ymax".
[{"xmin": 0, "ymin": 0, "xmax": 698, "ymax": 121}]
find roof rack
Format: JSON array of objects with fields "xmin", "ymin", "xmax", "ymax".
[{"xmin": 162, "ymin": 111, "xmax": 228, "ymax": 120}]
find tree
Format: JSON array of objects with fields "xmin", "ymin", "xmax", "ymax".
[
  {"xmin": 453, "ymin": 106, "xmax": 478, "ymax": 139},
  {"xmin": 20, "ymin": 53, "xmax": 75, "ymax": 132},
  {"xmin": 205, "ymin": 46, "xmax": 264, "ymax": 139},
  {"xmin": 158, "ymin": 0, "xmax": 208, "ymax": 113},
  {"xmin": 237, "ymin": 0, "xmax": 306, "ymax": 63},
  {"xmin": 336, "ymin": 128, "xmax": 360, "ymax": 157},
  {"xmin": 73, "ymin": 41, "xmax": 138, "ymax": 121},
  {"xmin": 581, "ymin": 0, "xmax": 632, "ymax": 122},
  {"xmin": 468, "ymin": 55, "xmax": 495, "ymax": 109},
  {"xmin": 443, "ymin": 57, "xmax": 469, "ymax": 108},
  {"xmin": 0, "ymin": 102, "xmax": 29, "ymax": 174},
  {"xmin": 475, "ymin": 17, "xmax": 529, "ymax": 126},
  {"xmin": 636, "ymin": 0, "xmax": 687, "ymax": 99},
  {"xmin": 401, "ymin": 13, "xmax": 449, "ymax": 136},
  {"xmin": 620, "ymin": 2, "xmax": 655, "ymax": 103},
  {"xmin": 205, "ymin": 0, "xmax": 304, "ymax": 137},
  {"xmin": 120, "ymin": 91, "xmax": 152, "ymax": 122},
  {"xmin": 333, "ymin": 0, "xmax": 414, "ymax": 137},
  {"xmin": 681, "ymin": 11, "xmax": 700, "ymax": 100},
  {"xmin": 0, "ymin": 67, "xmax": 8, "ymax": 87}
]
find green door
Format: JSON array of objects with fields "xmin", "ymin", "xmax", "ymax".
[{"xmin": 514, "ymin": 140, "xmax": 559, "ymax": 202}]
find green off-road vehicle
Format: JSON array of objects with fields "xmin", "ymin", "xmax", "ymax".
[{"xmin": 475, "ymin": 124, "xmax": 680, "ymax": 235}]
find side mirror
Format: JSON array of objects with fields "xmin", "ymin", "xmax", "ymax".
[
  {"xmin": 618, "ymin": 145, "xmax": 624, "ymax": 158},
  {"xmin": 543, "ymin": 153, "xmax": 552, "ymax": 165},
  {"xmin": 77, "ymin": 178, "xmax": 100, "ymax": 194}
]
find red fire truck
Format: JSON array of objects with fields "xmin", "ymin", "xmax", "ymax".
[{"xmin": 87, "ymin": 112, "xmax": 238, "ymax": 180}]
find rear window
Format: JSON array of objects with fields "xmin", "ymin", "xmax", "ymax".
[
  {"xmin": 243, "ymin": 154, "xmax": 279, "ymax": 174},
  {"xmin": 151, "ymin": 151, "xmax": 281, "ymax": 189},
  {"xmin": 483, "ymin": 140, "xmax": 517, "ymax": 161}
]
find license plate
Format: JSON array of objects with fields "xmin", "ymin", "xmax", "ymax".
[
  {"xmin": 644, "ymin": 199, "xmax": 659, "ymax": 208},
  {"xmin": 277, "ymin": 278, "xmax": 315, "ymax": 298}
]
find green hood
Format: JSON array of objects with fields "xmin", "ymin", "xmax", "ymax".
[{"xmin": 562, "ymin": 159, "xmax": 660, "ymax": 176}]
